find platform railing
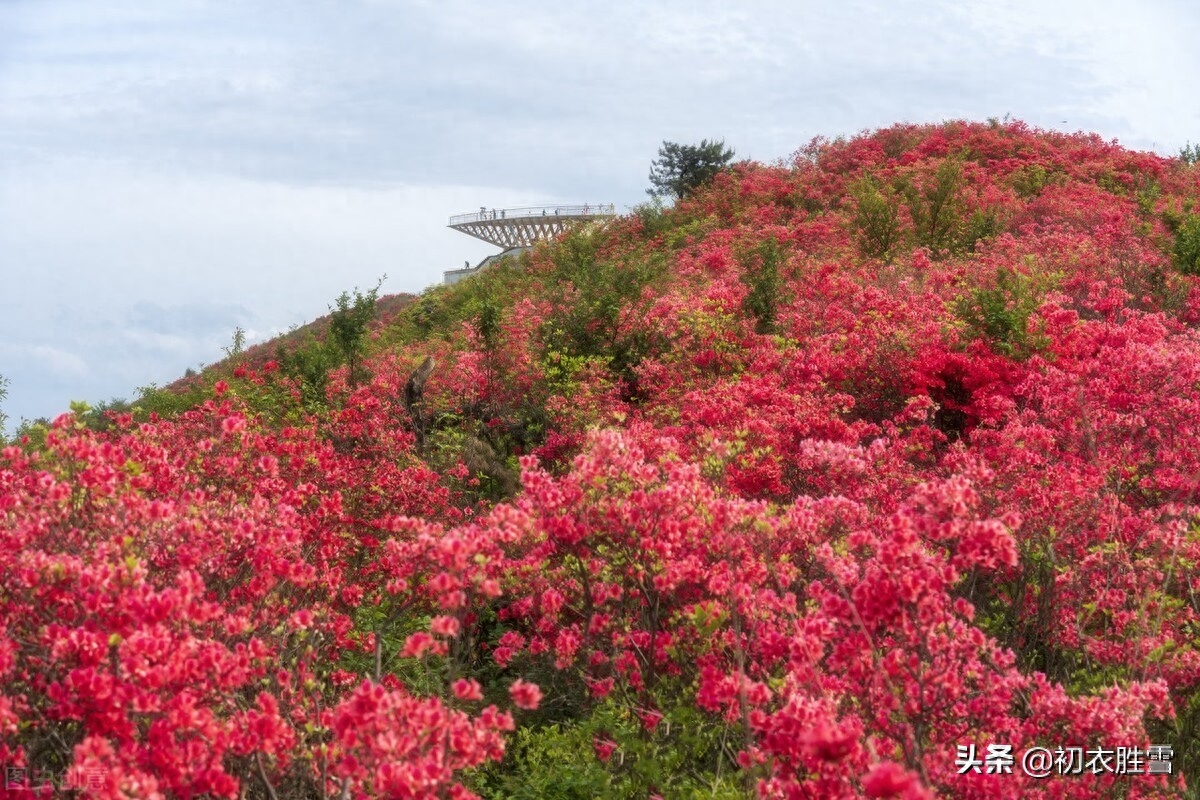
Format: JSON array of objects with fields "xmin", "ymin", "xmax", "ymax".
[{"xmin": 449, "ymin": 204, "xmax": 617, "ymax": 226}]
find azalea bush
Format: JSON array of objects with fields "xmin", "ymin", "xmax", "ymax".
[{"xmin": 4, "ymin": 119, "xmax": 1200, "ymax": 798}]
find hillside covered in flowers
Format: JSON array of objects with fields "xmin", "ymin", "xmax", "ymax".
[{"xmin": 5, "ymin": 120, "xmax": 1200, "ymax": 799}]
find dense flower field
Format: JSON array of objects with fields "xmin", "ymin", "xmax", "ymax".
[{"xmin": 4, "ymin": 120, "xmax": 1200, "ymax": 798}]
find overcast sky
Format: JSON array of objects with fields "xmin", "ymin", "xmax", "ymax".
[{"xmin": 1, "ymin": 0, "xmax": 1197, "ymax": 430}]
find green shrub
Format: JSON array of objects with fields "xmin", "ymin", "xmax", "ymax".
[
  {"xmin": 633, "ymin": 197, "xmax": 675, "ymax": 239},
  {"xmin": 1134, "ymin": 176, "xmax": 1161, "ymax": 219},
  {"xmin": 1010, "ymin": 164, "xmax": 1053, "ymax": 199},
  {"xmin": 542, "ymin": 229, "xmax": 669, "ymax": 388},
  {"xmin": 329, "ymin": 281, "xmax": 382, "ymax": 387},
  {"xmin": 470, "ymin": 699, "xmax": 747, "ymax": 800},
  {"xmin": 959, "ymin": 208, "xmax": 1002, "ymax": 253},
  {"xmin": 1096, "ymin": 169, "xmax": 1126, "ymax": 196},
  {"xmin": 385, "ymin": 254, "xmax": 532, "ymax": 349},
  {"xmin": 663, "ymin": 216, "xmax": 716, "ymax": 251},
  {"xmin": 135, "ymin": 382, "xmax": 211, "ymax": 419},
  {"xmin": 956, "ymin": 266, "xmax": 1045, "ymax": 357},
  {"xmin": 850, "ymin": 176, "xmax": 901, "ymax": 260},
  {"xmin": 1173, "ymin": 214, "xmax": 1200, "ymax": 275},
  {"xmin": 77, "ymin": 397, "xmax": 134, "ymax": 433},
  {"xmin": 901, "ymin": 157, "xmax": 965, "ymax": 254},
  {"xmin": 740, "ymin": 237, "xmax": 786, "ymax": 335},
  {"xmin": 276, "ymin": 336, "xmax": 340, "ymax": 410}
]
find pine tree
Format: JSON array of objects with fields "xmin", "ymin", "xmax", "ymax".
[{"xmin": 647, "ymin": 139, "xmax": 735, "ymax": 201}]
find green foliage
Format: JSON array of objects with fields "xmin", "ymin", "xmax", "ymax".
[
  {"xmin": 648, "ymin": 139, "xmax": 736, "ymax": 202},
  {"xmin": 664, "ymin": 216, "xmax": 715, "ymax": 252},
  {"xmin": 412, "ymin": 292, "xmax": 446, "ymax": 338},
  {"xmin": 1134, "ymin": 176, "xmax": 1161, "ymax": 219},
  {"xmin": 223, "ymin": 326, "xmax": 247, "ymax": 360},
  {"xmin": 850, "ymin": 175, "xmax": 901, "ymax": 260},
  {"xmin": 740, "ymin": 238, "xmax": 786, "ymax": 335},
  {"xmin": 76, "ymin": 397, "xmax": 134, "ymax": 433},
  {"xmin": 381, "ymin": 255, "xmax": 555, "ymax": 492},
  {"xmin": 632, "ymin": 197, "xmax": 675, "ymax": 239},
  {"xmin": 1095, "ymin": 169, "xmax": 1126, "ymax": 197},
  {"xmin": 472, "ymin": 722, "xmax": 617, "ymax": 799},
  {"xmin": 850, "ymin": 160, "xmax": 985, "ymax": 262},
  {"xmin": 471, "ymin": 699, "xmax": 748, "ymax": 800},
  {"xmin": 329, "ymin": 279, "xmax": 383, "ymax": 387},
  {"xmin": 1173, "ymin": 215, "xmax": 1200, "ymax": 275},
  {"xmin": 1009, "ymin": 164, "xmax": 1055, "ymax": 199},
  {"xmin": 959, "ymin": 208, "xmax": 1002, "ymax": 253},
  {"xmin": 956, "ymin": 266, "xmax": 1045, "ymax": 357},
  {"xmin": 539, "ymin": 348, "xmax": 607, "ymax": 398},
  {"xmin": 854, "ymin": 157, "xmax": 989, "ymax": 258},
  {"xmin": 900, "ymin": 157, "xmax": 965, "ymax": 254},
  {"xmin": 135, "ymin": 381, "xmax": 210, "ymax": 420},
  {"xmin": 421, "ymin": 418, "xmax": 523, "ymax": 504},
  {"xmin": 471, "ymin": 294, "xmax": 502, "ymax": 352},
  {"xmin": 14, "ymin": 417, "xmax": 50, "ymax": 450},
  {"xmin": 542, "ymin": 230, "xmax": 669, "ymax": 390},
  {"xmin": 386, "ymin": 255, "xmax": 532, "ymax": 349},
  {"xmin": 342, "ymin": 603, "xmax": 438, "ymax": 689},
  {"xmin": 276, "ymin": 336, "xmax": 340, "ymax": 410},
  {"xmin": 1162, "ymin": 207, "xmax": 1186, "ymax": 235},
  {"xmin": 270, "ymin": 280, "xmax": 386, "ymax": 409},
  {"xmin": 1179, "ymin": 142, "xmax": 1200, "ymax": 165}
]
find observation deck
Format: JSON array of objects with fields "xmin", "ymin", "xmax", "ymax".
[{"xmin": 448, "ymin": 204, "xmax": 617, "ymax": 249}]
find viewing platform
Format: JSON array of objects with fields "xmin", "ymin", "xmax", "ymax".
[{"xmin": 448, "ymin": 203, "xmax": 617, "ymax": 249}]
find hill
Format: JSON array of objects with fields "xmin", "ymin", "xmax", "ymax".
[{"xmin": 4, "ymin": 120, "xmax": 1200, "ymax": 799}]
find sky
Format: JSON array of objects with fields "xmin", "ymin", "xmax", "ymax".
[{"xmin": 1, "ymin": 0, "xmax": 1198, "ymax": 431}]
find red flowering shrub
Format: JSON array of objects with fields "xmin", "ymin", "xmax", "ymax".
[
  {"xmin": 6, "ymin": 119, "xmax": 1200, "ymax": 797},
  {"xmin": 0, "ymin": 407, "xmax": 530, "ymax": 799}
]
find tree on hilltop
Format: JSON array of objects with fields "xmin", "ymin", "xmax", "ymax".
[{"xmin": 647, "ymin": 139, "xmax": 735, "ymax": 201}]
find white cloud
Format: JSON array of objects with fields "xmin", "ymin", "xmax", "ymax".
[
  {"xmin": 0, "ymin": 0, "xmax": 1196, "ymax": 429},
  {"xmin": 0, "ymin": 343, "xmax": 89, "ymax": 379},
  {"xmin": 31, "ymin": 346, "xmax": 89, "ymax": 379}
]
